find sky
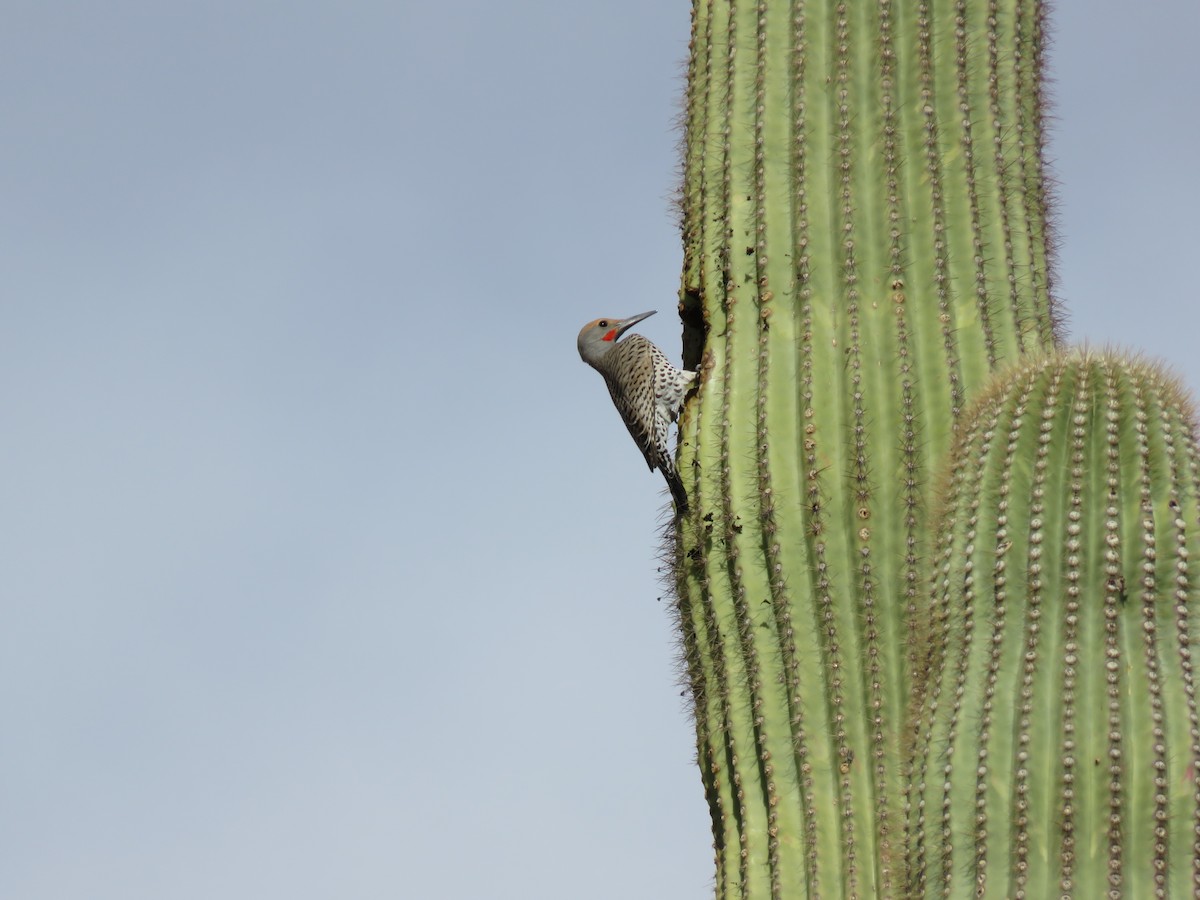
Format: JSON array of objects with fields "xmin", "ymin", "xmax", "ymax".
[{"xmin": 1, "ymin": 2, "xmax": 1197, "ymax": 898}]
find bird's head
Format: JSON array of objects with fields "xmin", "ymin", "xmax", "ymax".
[{"xmin": 576, "ymin": 310, "xmax": 656, "ymax": 367}]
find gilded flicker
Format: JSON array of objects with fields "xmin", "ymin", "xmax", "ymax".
[{"xmin": 577, "ymin": 310, "xmax": 697, "ymax": 513}]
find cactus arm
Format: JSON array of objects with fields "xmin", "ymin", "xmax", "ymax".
[
  {"xmin": 1167, "ymin": 397, "xmax": 1200, "ymax": 895},
  {"xmin": 909, "ymin": 352, "xmax": 1200, "ymax": 897}
]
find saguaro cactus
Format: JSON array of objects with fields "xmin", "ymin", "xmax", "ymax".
[{"xmin": 671, "ymin": 0, "xmax": 1059, "ymax": 896}]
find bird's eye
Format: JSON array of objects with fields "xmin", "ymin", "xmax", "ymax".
[{"xmin": 598, "ymin": 320, "xmax": 609, "ymax": 327}]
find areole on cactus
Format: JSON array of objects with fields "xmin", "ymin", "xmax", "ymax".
[{"xmin": 661, "ymin": 0, "xmax": 1200, "ymax": 898}]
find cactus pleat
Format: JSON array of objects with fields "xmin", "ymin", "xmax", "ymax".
[
  {"xmin": 908, "ymin": 350, "xmax": 1200, "ymax": 898},
  {"xmin": 672, "ymin": 0, "xmax": 1058, "ymax": 897}
]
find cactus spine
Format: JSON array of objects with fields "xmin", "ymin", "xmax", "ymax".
[
  {"xmin": 672, "ymin": 0, "xmax": 1058, "ymax": 896},
  {"xmin": 909, "ymin": 351, "xmax": 1200, "ymax": 897}
]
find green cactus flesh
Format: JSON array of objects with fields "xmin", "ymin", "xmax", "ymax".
[
  {"xmin": 671, "ymin": 0, "xmax": 1059, "ymax": 897},
  {"xmin": 909, "ymin": 350, "xmax": 1200, "ymax": 899}
]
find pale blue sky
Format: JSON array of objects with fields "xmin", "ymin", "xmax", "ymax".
[{"xmin": 2, "ymin": 2, "xmax": 1197, "ymax": 898}]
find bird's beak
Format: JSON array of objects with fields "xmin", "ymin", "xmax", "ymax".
[{"xmin": 615, "ymin": 310, "xmax": 656, "ymax": 338}]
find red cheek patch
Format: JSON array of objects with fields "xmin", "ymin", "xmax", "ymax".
[{"xmin": 602, "ymin": 329, "xmax": 619, "ymax": 342}]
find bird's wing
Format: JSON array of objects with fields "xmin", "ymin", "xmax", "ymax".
[
  {"xmin": 608, "ymin": 382, "xmax": 657, "ymax": 471},
  {"xmin": 605, "ymin": 337, "xmax": 659, "ymax": 472}
]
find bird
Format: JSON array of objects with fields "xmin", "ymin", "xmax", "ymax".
[{"xmin": 577, "ymin": 310, "xmax": 697, "ymax": 513}]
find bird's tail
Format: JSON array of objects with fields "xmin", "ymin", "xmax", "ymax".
[{"xmin": 664, "ymin": 466, "xmax": 689, "ymax": 515}]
